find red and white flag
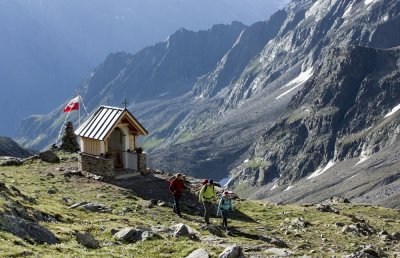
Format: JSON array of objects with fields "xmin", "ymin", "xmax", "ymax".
[{"xmin": 63, "ymin": 96, "xmax": 80, "ymax": 112}]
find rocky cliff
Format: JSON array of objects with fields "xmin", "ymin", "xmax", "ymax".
[{"xmin": 227, "ymin": 0, "xmax": 400, "ymax": 204}]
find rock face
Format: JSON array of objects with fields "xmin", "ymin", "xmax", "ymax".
[
  {"xmin": 0, "ymin": 213, "xmax": 59, "ymax": 244},
  {"xmin": 79, "ymin": 202, "xmax": 112, "ymax": 213},
  {"xmin": 186, "ymin": 248, "xmax": 209, "ymax": 258},
  {"xmin": 172, "ymin": 223, "xmax": 198, "ymax": 240},
  {"xmin": 218, "ymin": 245, "xmax": 245, "ymax": 258},
  {"xmin": 16, "ymin": 0, "xmax": 400, "ymax": 205},
  {"xmin": 75, "ymin": 232, "xmax": 101, "ymax": 249},
  {"xmin": 113, "ymin": 228, "xmax": 143, "ymax": 243}
]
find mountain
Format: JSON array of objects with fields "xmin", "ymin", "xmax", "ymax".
[
  {"xmin": 226, "ymin": 0, "xmax": 400, "ymax": 205},
  {"xmin": 0, "ymin": 136, "xmax": 32, "ymax": 158},
  {"xmin": 16, "ymin": 22, "xmax": 247, "ymax": 152},
  {"xmin": 0, "ymin": 0, "xmax": 284, "ymax": 137},
  {"xmin": 17, "ymin": 0, "xmax": 400, "ymax": 206}
]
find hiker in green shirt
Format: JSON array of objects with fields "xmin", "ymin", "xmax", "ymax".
[{"xmin": 199, "ymin": 179, "xmax": 217, "ymax": 224}]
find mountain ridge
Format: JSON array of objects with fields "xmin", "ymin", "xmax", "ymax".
[{"xmin": 0, "ymin": 136, "xmax": 32, "ymax": 158}]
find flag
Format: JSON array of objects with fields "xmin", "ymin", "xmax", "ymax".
[{"xmin": 63, "ymin": 96, "xmax": 80, "ymax": 112}]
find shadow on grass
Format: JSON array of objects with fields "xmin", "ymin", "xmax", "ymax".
[
  {"xmin": 230, "ymin": 209, "xmax": 258, "ymax": 223},
  {"xmin": 226, "ymin": 227, "xmax": 261, "ymax": 240},
  {"xmin": 107, "ymin": 174, "xmax": 257, "ymax": 223}
]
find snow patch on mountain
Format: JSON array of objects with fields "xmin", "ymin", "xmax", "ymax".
[
  {"xmin": 307, "ymin": 160, "xmax": 335, "ymax": 179},
  {"xmin": 306, "ymin": 0, "xmax": 339, "ymax": 22},
  {"xmin": 342, "ymin": 3, "xmax": 354, "ymax": 18},
  {"xmin": 365, "ymin": 0, "xmax": 381, "ymax": 5},
  {"xmin": 384, "ymin": 103, "xmax": 400, "ymax": 118},
  {"xmin": 284, "ymin": 185, "xmax": 293, "ymax": 191},
  {"xmin": 356, "ymin": 149, "xmax": 371, "ymax": 165},
  {"xmin": 276, "ymin": 68, "xmax": 313, "ymax": 99}
]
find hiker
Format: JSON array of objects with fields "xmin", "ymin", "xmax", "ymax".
[
  {"xmin": 199, "ymin": 179, "xmax": 217, "ymax": 224},
  {"xmin": 169, "ymin": 173, "xmax": 188, "ymax": 217},
  {"xmin": 217, "ymin": 191, "xmax": 234, "ymax": 229}
]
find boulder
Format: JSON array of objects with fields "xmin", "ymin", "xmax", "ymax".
[
  {"xmin": 113, "ymin": 228, "xmax": 143, "ymax": 243},
  {"xmin": 324, "ymin": 196, "xmax": 350, "ymax": 204},
  {"xmin": 39, "ymin": 150, "xmax": 60, "ymax": 164},
  {"xmin": 47, "ymin": 188, "xmax": 58, "ymax": 194},
  {"xmin": 141, "ymin": 231, "xmax": 162, "ymax": 241},
  {"xmin": 68, "ymin": 202, "xmax": 88, "ymax": 209},
  {"xmin": 173, "ymin": 223, "xmax": 190, "ymax": 237},
  {"xmin": 392, "ymin": 232, "xmax": 400, "ymax": 240},
  {"xmin": 200, "ymin": 224, "xmax": 225, "ymax": 237},
  {"xmin": 218, "ymin": 245, "xmax": 245, "ymax": 258},
  {"xmin": 341, "ymin": 222, "xmax": 376, "ymax": 236},
  {"xmin": 80, "ymin": 202, "xmax": 112, "ymax": 213},
  {"xmin": 266, "ymin": 248, "xmax": 295, "ymax": 257},
  {"xmin": 290, "ymin": 217, "xmax": 311, "ymax": 228},
  {"xmin": 344, "ymin": 245, "xmax": 385, "ymax": 258},
  {"xmin": 316, "ymin": 204, "xmax": 339, "ymax": 213},
  {"xmin": 186, "ymin": 248, "xmax": 209, "ymax": 258},
  {"xmin": 142, "ymin": 199, "xmax": 158, "ymax": 208},
  {"xmin": 75, "ymin": 232, "xmax": 101, "ymax": 249},
  {"xmin": 0, "ymin": 213, "xmax": 59, "ymax": 244},
  {"xmin": 172, "ymin": 223, "xmax": 198, "ymax": 240}
]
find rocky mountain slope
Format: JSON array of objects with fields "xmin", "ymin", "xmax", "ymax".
[
  {"xmin": 0, "ymin": 153, "xmax": 399, "ymax": 257},
  {"xmin": 17, "ymin": 0, "xmax": 400, "ymax": 204},
  {"xmin": 0, "ymin": 136, "xmax": 32, "ymax": 158},
  {"xmin": 228, "ymin": 46, "xmax": 400, "ymax": 205}
]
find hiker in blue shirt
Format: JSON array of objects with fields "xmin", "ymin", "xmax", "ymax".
[{"xmin": 217, "ymin": 191, "xmax": 234, "ymax": 229}]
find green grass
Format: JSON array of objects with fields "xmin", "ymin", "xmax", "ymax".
[
  {"xmin": 0, "ymin": 154, "xmax": 399, "ymax": 257},
  {"xmin": 142, "ymin": 137, "xmax": 165, "ymax": 150},
  {"xmin": 243, "ymin": 159, "xmax": 267, "ymax": 169}
]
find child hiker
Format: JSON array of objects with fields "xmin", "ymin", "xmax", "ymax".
[{"xmin": 217, "ymin": 191, "xmax": 234, "ymax": 229}]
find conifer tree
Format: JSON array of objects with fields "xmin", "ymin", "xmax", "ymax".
[{"xmin": 60, "ymin": 121, "xmax": 79, "ymax": 152}]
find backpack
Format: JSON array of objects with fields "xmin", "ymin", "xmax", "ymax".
[
  {"xmin": 221, "ymin": 197, "xmax": 231, "ymax": 206},
  {"xmin": 203, "ymin": 184, "xmax": 214, "ymax": 193}
]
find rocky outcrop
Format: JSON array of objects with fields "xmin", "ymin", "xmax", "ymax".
[
  {"xmin": 219, "ymin": 245, "xmax": 246, "ymax": 258},
  {"xmin": 75, "ymin": 232, "xmax": 101, "ymax": 249},
  {"xmin": 0, "ymin": 213, "xmax": 59, "ymax": 244},
  {"xmin": 229, "ymin": 45, "xmax": 400, "ymax": 201}
]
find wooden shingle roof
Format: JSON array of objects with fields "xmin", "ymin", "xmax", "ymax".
[{"xmin": 75, "ymin": 106, "xmax": 148, "ymax": 140}]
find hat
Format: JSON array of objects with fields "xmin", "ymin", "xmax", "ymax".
[{"xmin": 202, "ymin": 179, "xmax": 209, "ymax": 184}]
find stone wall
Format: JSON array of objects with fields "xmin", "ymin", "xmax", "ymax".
[
  {"xmin": 137, "ymin": 153, "xmax": 148, "ymax": 174},
  {"xmin": 79, "ymin": 153, "xmax": 114, "ymax": 178}
]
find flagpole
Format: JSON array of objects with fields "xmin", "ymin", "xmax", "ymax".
[{"xmin": 78, "ymin": 95, "xmax": 81, "ymax": 127}]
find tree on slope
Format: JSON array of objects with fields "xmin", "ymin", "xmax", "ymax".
[{"xmin": 60, "ymin": 121, "xmax": 79, "ymax": 152}]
